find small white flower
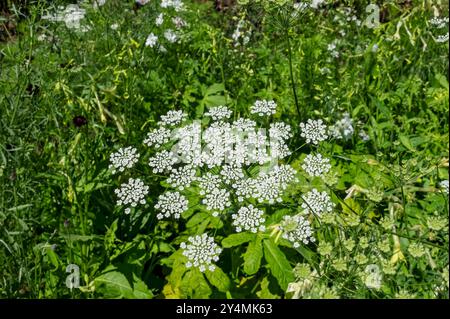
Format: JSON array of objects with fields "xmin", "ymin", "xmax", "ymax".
[
  {"xmin": 158, "ymin": 110, "xmax": 187, "ymax": 127},
  {"xmin": 109, "ymin": 147, "xmax": 140, "ymax": 174},
  {"xmin": 279, "ymin": 214, "xmax": 315, "ymax": 248},
  {"xmin": 440, "ymin": 180, "xmax": 449, "ymax": 195},
  {"xmin": 172, "ymin": 16, "xmax": 187, "ymax": 29},
  {"xmin": 302, "ymin": 153, "xmax": 331, "ymax": 177},
  {"xmin": 155, "ymin": 191, "xmax": 188, "ymax": 219},
  {"xmin": 145, "ymin": 33, "xmax": 158, "ymax": 47},
  {"xmin": 181, "ymin": 234, "xmax": 222, "ymax": 272},
  {"xmin": 205, "ymin": 106, "xmax": 232, "ymax": 121},
  {"xmin": 250, "ymin": 100, "xmax": 277, "ymax": 116},
  {"xmin": 148, "ymin": 150, "xmax": 177, "ymax": 173},
  {"xmin": 254, "ymin": 173, "xmax": 283, "ymax": 204},
  {"xmin": 329, "ymin": 113, "xmax": 354, "ymax": 140},
  {"xmin": 156, "ymin": 13, "xmax": 164, "ymax": 26},
  {"xmin": 110, "ymin": 23, "xmax": 119, "ymax": 30},
  {"xmin": 167, "ymin": 165, "xmax": 196, "ymax": 190},
  {"xmin": 299, "ymin": 119, "xmax": 328, "ymax": 145},
  {"xmin": 115, "ymin": 178, "xmax": 149, "ymax": 211},
  {"xmin": 232, "ymin": 205, "xmax": 266, "ymax": 233},
  {"xmin": 164, "ymin": 29, "xmax": 178, "ymax": 43},
  {"xmin": 301, "ymin": 189, "xmax": 335, "ymax": 216}
]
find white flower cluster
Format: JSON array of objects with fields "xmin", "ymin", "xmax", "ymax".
[
  {"xmin": 167, "ymin": 165, "xmax": 196, "ymax": 190},
  {"xmin": 279, "ymin": 215, "xmax": 315, "ymax": 248},
  {"xmin": 250, "ymin": 100, "xmax": 277, "ymax": 116},
  {"xmin": 232, "ymin": 205, "xmax": 266, "ymax": 233},
  {"xmin": 232, "ymin": 19, "xmax": 251, "ymax": 47},
  {"xmin": 115, "ymin": 178, "xmax": 149, "ymax": 214},
  {"xmin": 148, "ymin": 150, "xmax": 178, "ymax": 173},
  {"xmin": 144, "ymin": 127, "xmax": 171, "ymax": 148},
  {"xmin": 145, "ymin": 0, "xmax": 187, "ymax": 49},
  {"xmin": 430, "ymin": 17, "xmax": 449, "ymax": 29},
  {"xmin": 299, "ymin": 119, "xmax": 328, "ymax": 145},
  {"xmin": 155, "ymin": 191, "xmax": 188, "ymax": 219},
  {"xmin": 42, "ymin": 4, "xmax": 89, "ymax": 32},
  {"xmin": 302, "ymin": 154, "xmax": 331, "ymax": 177},
  {"xmin": 109, "ymin": 147, "xmax": 140, "ymax": 174},
  {"xmin": 205, "ymin": 106, "xmax": 232, "ymax": 121},
  {"xmin": 329, "ymin": 113, "xmax": 354, "ymax": 140},
  {"xmin": 180, "ymin": 234, "xmax": 222, "ymax": 272},
  {"xmin": 202, "ymin": 188, "xmax": 231, "ymax": 217},
  {"xmin": 301, "ymin": 188, "xmax": 335, "ymax": 216},
  {"xmin": 158, "ymin": 110, "xmax": 188, "ymax": 127}
]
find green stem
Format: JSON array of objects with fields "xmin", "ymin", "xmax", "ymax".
[{"xmin": 286, "ymin": 33, "xmax": 301, "ymax": 118}]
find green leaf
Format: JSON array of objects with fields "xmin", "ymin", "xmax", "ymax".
[
  {"xmin": 263, "ymin": 239, "xmax": 294, "ymax": 291},
  {"xmin": 94, "ymin": 266, "xmax": 153, "ymax": 299},
  {"xmin": 186, "ymin": 212, "xmax": 209, "ymax": 228},
  {"xmin": 399, "ymin": 135, "xmax": 416, "ymax": 152},
  {"xmin": 256, "ymin": 277, "xmax": 280, "ymax": 299},
  {"xmin": 205, "ymin": 266, "xmax": 230, "ymax": 292},
  {"xmin": 180, "ymin": 268, "xmax": 212, "ymax": 298},
  {"xmin": 243, "ymin": 236, "xmax": 263, "ymax": 275},
  {"xmin": 222, "ymin": 232, "xmax": 256, "ymax": 248}
]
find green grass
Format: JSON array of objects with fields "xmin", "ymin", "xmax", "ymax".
[{"xmin": 0, "ymin": 0, "xmax": 448, "ymax": 299}]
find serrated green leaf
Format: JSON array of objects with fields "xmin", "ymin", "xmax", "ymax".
[
  {"xmin": 263, "ymin": 239, "xmax": 294, "ymax": 291},
  {"xmin": 222, "ymin": 232, "xmax": 256, "ymax": 248},
  {"xmin": 205, "ymin": 266, "xmax": 230, "ymax": 292},
  {"xmin": 243, "ymin": 236, "xmax": 263, "ymax": 275}
]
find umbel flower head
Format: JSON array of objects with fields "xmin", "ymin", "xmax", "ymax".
[
  {"xmin": 299, "ymin": 119, "xmax": 328, "ymax": 145},
  {"xmin": 180, "ymin": 234, "xmax": 222, "ymax": 272},
  {"xmin": 155, "ymin": 191, "xmax": 188, "ymax": 219},
  {"xmin": 250, "ymin": 99, "xmax": 277, "ymax": 116},
  {"xmin": 205, "ymin": 106, "xmax": 232, "ymax": 121},
  {"xmin": 114, "ymin": 178, "xmax": 149, "ymax": 214},
  {"xmin": 301, "ymin": 188, "xmax": 335, "ymax": 216},
  {"xmin": 232, "ymin": 205, "xmax": 266, "ymax": 233},
  {"xmin": 279, "ymin": 214, "xmax": 315, "ymax": 248},
  {"xmin": 302, "ymin": 153, "xmax": 331, "ymax": 177},
  {"xmin": 109, "ymin": 146, "xmax": 139, "ymax": 174}
]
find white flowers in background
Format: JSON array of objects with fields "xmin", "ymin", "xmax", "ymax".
[
  {"xmin": 232, "ymin": 205, "xmax": 266, "ymax": 233},
  {"xmin": 115, "ymin": 178, "xmax": 149, "ymax": 214},
  {"xmin": 301, "ymin": 188, "xmax": 335, "ymax": 216},
  {"xmin": 279, "ymin": 215, "xmax": 315, "ymax": 247},
  {"xmin": 42, "ymin": 4, "xmax": 88, "ymax": 32},
  {"xmin": 232, "ymin": 19, "xmax": 251, "ymax": 47},
  {"xmin": 299, "ymin": 119, "xmax": 328, "ymax": 145},
  {"xmin": 205, "ymin": 106, "xmax": 232, "ymax": 121},
  {"xmin": 440, "ymin": 180, "xmax": 449, "ymax": 195},
  {"xmin": 250, "ymin": 100, "xmax": 277, "ymax": 116},
  {"xmin": 161, "ymin": 0, "xmax": 184, "ymax": 11},
  {"xmin": 167, "ymin": 165, "xmax": 196, "ymax": 190},
  {"xmin": 364, "ymin": 264, "xmax": 382, "ymax": 290},
  {"xmin": 93, "ymin": 0, "xmax": 107, "ymax": 8},
  {"xmin": 144, "ymin": 127, "xmax": 171, "ymax": 148},
  {"xmin": 310, "ymin": 0, "xmax": 325, "ymax": 9},
  {"xmin": 436, "ymin": 33, "xmax": 449, "ymax": 43},
  {"xmin": 202, "ymin": 188, "xmax": 231, "ymax": 216},
  {"xmin": 328, "ymin": 113, "xmax": 354, "ymax": 140},
  {"xmin": 172, "ymin": 16, "xmax": 187, "ymax": 29},
  {"xmin": 156, "ymin": 13, "xmax": 164, "ymax": 26},
  {"xmin": 430, "ymin": 16, "xmax": 449, "ymax": 42},
  {"xmin": 145, "ymin": 33, "xmax": 158, "ymax": 47},
  {"xmin": 158, "ymin": 110, "xmax": 187, "ymax": 127},
  {"xmin": 302, "ymin": 154, "xmax": 331, "ymax": 177},
  {"xmin": 198, "ymin": 173, "xmax": 222, "ymax": 195},
  {"xmin": 327, "ymin": 41, "xmax": 339, "ymax": 58},
  {"xmin": 155, "ymin": 191, "xmax": 188, "ymax": 219},
  {"xmin": 148, "ymin": 150, "xmax": 177, "ymax": 173},
  {"xmin": 109, "ymin": 147, "xmax": 139, "ymax": 174},
  {"xmin": 164, "ymin": 29, "xmax": 178, "ymax": 43},
  {"xmin": 180, "ymin": 234, "xmax": 222, "ymax": 272}
]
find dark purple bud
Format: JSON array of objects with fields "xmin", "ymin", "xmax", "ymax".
[{"xmin": 73, "ymin": 116, "xmax": 87, "ymax": 127}]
